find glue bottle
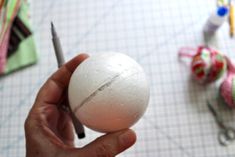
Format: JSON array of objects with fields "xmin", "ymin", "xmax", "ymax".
[{"xmin": 203, "ymin": 6, "xmax": 229, "ymax": 34}]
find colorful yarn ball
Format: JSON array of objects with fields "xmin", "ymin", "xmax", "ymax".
[
  {"xmin": 179, "ymin": 46, "xmax": 227, "ymax": 84},
  {"xmin": 219, "ymin": 57, "xmax": 235, "ymax": 109}
]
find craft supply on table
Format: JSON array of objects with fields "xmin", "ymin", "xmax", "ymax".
[
  {"xmin": 0, "ymin": 0, "xmax": 37, "ymax": 75},
  {"xmin": 203, "ymin": 6, "xmax": 229, "ymax": 35},
  {"xmin": 178, "ymin": 46, "xmax": 227, "ymax": 84},
  {"xmin": 0, "ymin": 0, "xmax": 21, "ymax": 73},
  {"xmin": 219, "ymin": 56, "xmax": 235, "ymax": 108},
  {"xmin": 229, "ymin": 1, "xmax": 234, "ymax": 37},
  {"xmin": 207, "ymin": 101, "xmax": 235, "ymax": 146}
]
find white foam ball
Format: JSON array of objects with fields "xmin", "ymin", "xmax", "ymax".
[{"xmin": 68, "ymin": 53, "xmax": 150, "ymax": 133}]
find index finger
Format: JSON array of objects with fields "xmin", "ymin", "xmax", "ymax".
[{"xmin": 35, "ymin": 53, "xmax": 89, "ymax": 106}]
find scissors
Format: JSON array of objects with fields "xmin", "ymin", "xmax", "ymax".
[{"xmin": 207, "ymin": 101, "xmax": 235, "ymax": 146}]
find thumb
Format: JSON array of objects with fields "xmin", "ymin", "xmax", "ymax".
[{"xmin": 74, "ymin": 129, "xmax": 136, "ymax": 157}]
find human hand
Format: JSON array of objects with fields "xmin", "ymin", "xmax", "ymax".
[{"xmin": 24, "ymin": 54, "xmax": 136, "ymax": 157}]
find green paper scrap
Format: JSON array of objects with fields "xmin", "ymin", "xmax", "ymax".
[
  {"xmin": 232, "ymin": 78, "xmax": 235, "ymax": 104},
  {"xmin": 0, "ymin": 0, "xmax": 21, "ymax": 42},
  {"xmin": 3, "ymin": 0, "xmax": 38, "ymax": 74},
  {"xmin": 5, "ymin": 35, "xmax": 37, "ymax": 73},
  {"xmin": 217, "ymin": 0, "xmax": 230, "ymax": 6}
]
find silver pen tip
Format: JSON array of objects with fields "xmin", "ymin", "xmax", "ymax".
[
  {"xmin": 51, "ymin": 21, "xmax": 56, "ymax": 37},
  {"xmin": 51, "ymin": 21, "xmax": 54, "ymax": 28}
]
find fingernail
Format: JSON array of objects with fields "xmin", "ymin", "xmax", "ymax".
[{"xmin": 119, "ymin": 130, "xmax": 136, "ymax": 148}]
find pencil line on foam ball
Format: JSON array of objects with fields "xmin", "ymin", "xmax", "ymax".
[{"xmin": 73, "ymin": 73, "xmax": 121, "ymax": 113}]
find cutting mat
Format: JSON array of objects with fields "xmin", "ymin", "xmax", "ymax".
[{"xmin": 1, "ymin": 0, "xmax": 235, "ymax": 156}]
